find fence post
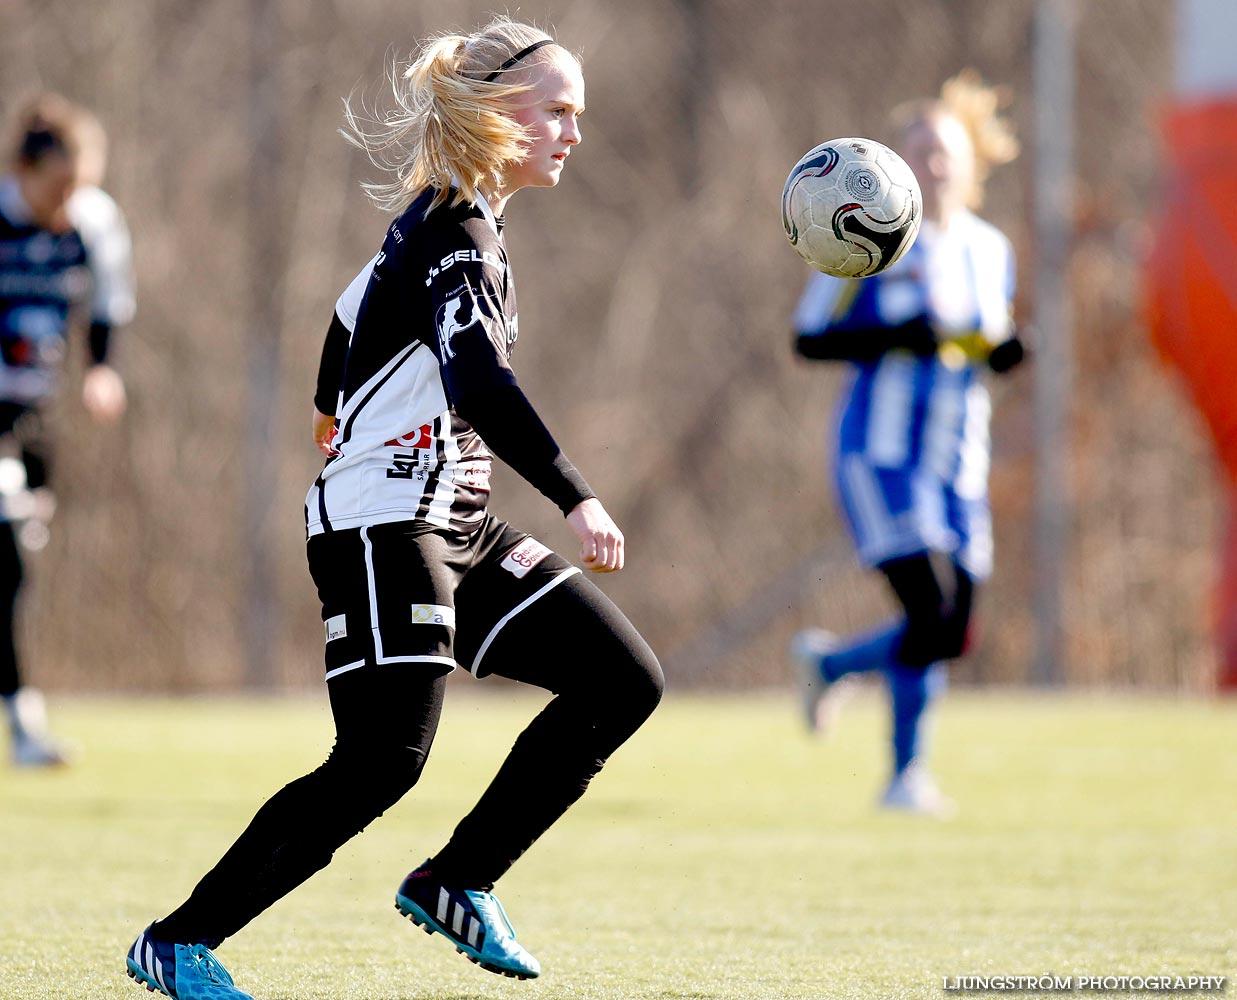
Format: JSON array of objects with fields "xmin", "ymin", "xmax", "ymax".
[{"xmin": 1031, "ymin": 0, "xmax": 1076, "ymax": 686}]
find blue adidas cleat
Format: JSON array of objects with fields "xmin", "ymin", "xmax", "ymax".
[
  {"xmin": 126, "ymin": 925, "xmax": 254, "ymax": 999},
  {"xmin": 395, "ymin": 864, "xmax": 541, "ymax": 979}
]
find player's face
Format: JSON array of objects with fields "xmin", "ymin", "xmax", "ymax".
[
  {"xmin": 503, "ymin": 51, "xmax": 585, "ymax": 193},
  {"xmin": 901, "ymin": 113, "xmax": 974, "ymax": 224},
  {"xmin": 18, "ymin": 153, "xmax": 79, "ymax": 232}
]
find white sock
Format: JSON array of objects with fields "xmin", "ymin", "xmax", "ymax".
[{"xmin": 5, "ymin": 688, "xmax": 48, "ymax": 740}]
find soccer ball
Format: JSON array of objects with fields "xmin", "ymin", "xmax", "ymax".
[{"xmin": 781, "ymin": 137, "xmax": 922, "ymax": 278}]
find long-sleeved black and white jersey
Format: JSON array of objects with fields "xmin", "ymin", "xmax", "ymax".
[
  {"xmin": 306, "ymin": 187, "xmax": 592, "ymax": 537},
  {"xmin": 0, "ymin": 177, "xmax": 134, "ymax": 407}
]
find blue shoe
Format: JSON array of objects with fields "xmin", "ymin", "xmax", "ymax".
[
  {"xmin": 790, "ymin": 628, "xmax": 842, "ymax": 734},
  {"xmin": 395, "ymin": 864, "xmax": 541, "ymax": 979},
  {"xmin": 126, "ymin": 925, "xmax": 254, "ymax": 999}
]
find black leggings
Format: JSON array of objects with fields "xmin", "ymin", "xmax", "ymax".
[
  {"xmin": 0, "ymin": 521, "xmax": 24, "ymax": 698},
  {"xmin": 0, "ymin": 404, "xmax": 50, "ymax": 699},
  {"xmin": 880, "ymin": 552, "xmax": 976, "ymax": 668},
  {"xmin": 153, "ymin": 572, "xmax": 663, "ymax": 948}
]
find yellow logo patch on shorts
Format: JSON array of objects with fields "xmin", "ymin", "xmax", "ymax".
[{"xmin": 410, "ymin": 603, "xmax": 455, "ymax": 629}]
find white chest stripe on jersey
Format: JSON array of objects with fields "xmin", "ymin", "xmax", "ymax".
[{"xmin": 335, "ymin": 342, "xmax": 415, "ymax": 437}]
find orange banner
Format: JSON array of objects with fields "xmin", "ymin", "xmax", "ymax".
[{"xmin": 1146, "ymin": 99, "xmax": 1237, "ymax": 689}]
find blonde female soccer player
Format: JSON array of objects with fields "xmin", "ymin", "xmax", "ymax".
[
  {"xmin": 127, "ymin": 19, "xmax": 662, "ymax": 998},
  {"xmin": 791, "ymin": 73, "xmax": 1022, "ymax": 817}
]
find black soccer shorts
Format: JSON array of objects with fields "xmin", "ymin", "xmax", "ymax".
[{"xmin": 306, "ymin": 514, "xmax": 579, "ymax": 680}]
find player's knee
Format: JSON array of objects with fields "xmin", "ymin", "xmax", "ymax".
[
  {"xmin": 899, "ymin": 613, "xmax": 967, "ymax": 666},
  {"xmin": 941, "ymin": 617, "xmax": 970, "ymax": 660},
  {"xmin": 645, "ymin": 657, "xmax": 665, "ymax": 711},
  {"xmin": 596, "ymin": 643, "xmax": 664, "ymax": 739},
  {"xmin": 320, "ymin": 739, "xmax": 428, "ymax": 822},
  {"xmin": 937, "ymin": 600, "xmax": 974, "ymax": 661},
  {"xmin": 625, "ymin": 645, "xmax": 664, "ymax": 717},
  {"xmin": 551, "ymin": 617, "xmax": 664, "ymax": 727}
]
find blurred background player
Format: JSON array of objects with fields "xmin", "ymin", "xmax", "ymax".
[
  {"xmin": 0, "ymin": 93, "xmax": 133, "ymax": 766},
  {"xmin": 790, "ymin": 72, "xmax": 1022, "ymax": 816}
]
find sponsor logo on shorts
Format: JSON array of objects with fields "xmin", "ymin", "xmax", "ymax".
[
  {"xmin": 501, "ymin": 536, "xmax": 552, "ymax": 579},
  {"xmin": 325, "ymin": 614, "xmax": 347, "ymax": 643},
  {"xmin": 411, "ymin": 604, "xmax": 456, "ymax": 629}
]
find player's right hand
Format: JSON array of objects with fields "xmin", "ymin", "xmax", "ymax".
[
  {"xmin": 313, "ymin": 406, "xmax": 338, "ymax": 456},
  {"xmin": 566, "ymin": 497, "xmax": 624, "ymax": 573}
]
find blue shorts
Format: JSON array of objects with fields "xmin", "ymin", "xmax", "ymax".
[{"xmin": 834, "ymin": 453, "xmax": 992, "ymax": 579}]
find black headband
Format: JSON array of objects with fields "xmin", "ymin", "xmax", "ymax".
[{"xmin": 483, "ymin": 39, "xmax": 556, "ymax": 82}]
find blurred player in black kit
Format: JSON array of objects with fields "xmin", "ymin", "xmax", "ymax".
[
  {"xmin": 0, "ymin": 94, "xmax": 133, "ymax": 767},
  {"xmin": 126, "ymin": 16, "xmax": 662, "ymax": 1000}
]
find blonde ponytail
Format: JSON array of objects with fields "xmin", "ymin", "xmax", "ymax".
[
  {"xmin": 342, "ymin": 17, "xmax": 566, "ymax": 216},
  {"xmin": 891, "ymin": 70, "xmax": 1019, "ymax": 209}
]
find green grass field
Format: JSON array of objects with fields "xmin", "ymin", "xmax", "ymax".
[{"xmin": 2, "ymin": 689, "xmax": 1234, "ymax": 999}]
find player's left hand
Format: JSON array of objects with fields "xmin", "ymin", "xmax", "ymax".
[
  {"xmin": 566, "ymin": 497, "xmax": 625, "ymax": 573},
  {"xmin": 987, "ymin": 333, "xmax": 1026, "ymax": 374},
  {"xmin": 81, "ymin": 364, "xmax": 126, "ymax": 423}
]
